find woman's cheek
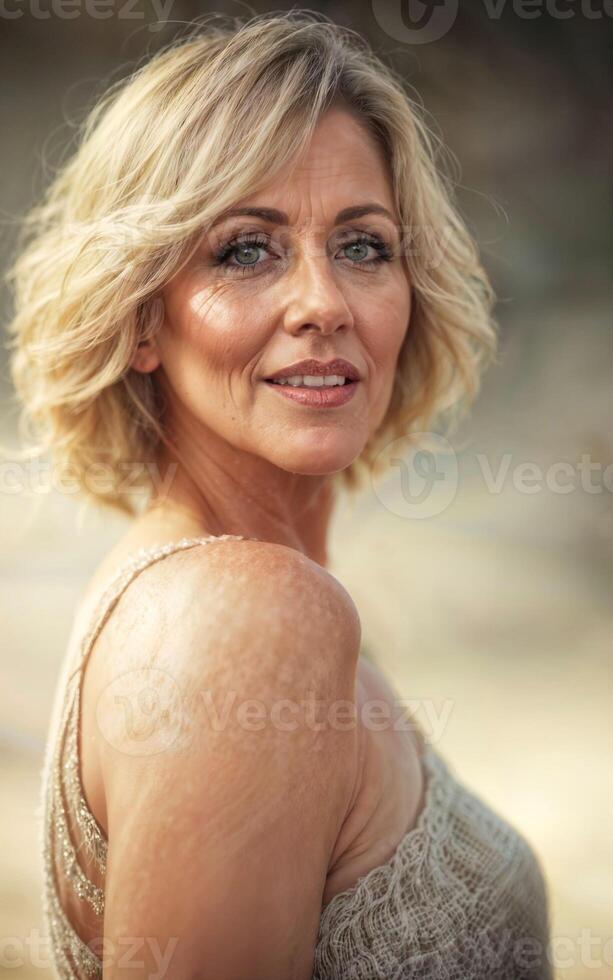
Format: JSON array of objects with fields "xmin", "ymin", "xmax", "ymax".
[
  {"xmin": 186, "ymin": 286, "xmax": 275, "ymax": 367},
  {"xmin": 365, "ymin": 320, "xmax": 409, "ymax": 430}
]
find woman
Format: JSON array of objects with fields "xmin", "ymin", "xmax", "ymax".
[{"xmin": 6, "ymin": 11, "xmax": 552, "ymax": 979}]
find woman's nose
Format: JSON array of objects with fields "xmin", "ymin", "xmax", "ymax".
[{"xmin": 280, "ymin": 242, "xmax": 355, "ymax": 336}]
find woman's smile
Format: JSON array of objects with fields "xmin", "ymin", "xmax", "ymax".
[
  {"xmin": 263, "ymin": 377, "xmax": 359, "ymax": 408},
  {"xmin": 262, "ymin": 356, "xmax": 362, "ymax": 409}
]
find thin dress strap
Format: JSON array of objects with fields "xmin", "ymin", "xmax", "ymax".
[{"xmin": 40, "ymin": 533, "xmax": 252, "ymax": 979}]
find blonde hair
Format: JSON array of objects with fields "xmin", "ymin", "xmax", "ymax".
[{"xmin": 3, "ymin": 10, "xmax": 498, "ymax": 517}]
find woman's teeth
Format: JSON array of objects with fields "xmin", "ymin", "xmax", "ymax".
[{"xmin": 270, "ymin": 375, "xmax": 348, "ymax": 387}]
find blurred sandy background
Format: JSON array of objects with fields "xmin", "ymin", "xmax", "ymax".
[{"xmin": 1, "ymin": 2, "xmax": 611, "ymax": 978}]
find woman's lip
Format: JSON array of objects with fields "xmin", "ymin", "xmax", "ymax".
[{"xmin": 262, "ymin": 379, "xmax": 359, "ymax": 408}]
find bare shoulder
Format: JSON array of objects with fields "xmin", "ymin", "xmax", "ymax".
[
  {"xmin": 88, "ymin": 536, "xmax": 363, "ymax": 791},
  {"xmin": 86, "ymin": 538, "xmax": 362, "ymax": 977},
  {"xmin": 95, "ymin": 536, "xmax": 361, "ymax": 683}
]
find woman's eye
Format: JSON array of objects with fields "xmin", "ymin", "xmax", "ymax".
[
  {"xmin": 213, "ymin": 234, "xmax": 272, "ymax": 273},
  {"xmin": 337, "ymin": 233, "xmax": 394, "ymax": 267},
  {"xmin": 341, "ymin": 239, "xmax": 380, "ymax": 263}
]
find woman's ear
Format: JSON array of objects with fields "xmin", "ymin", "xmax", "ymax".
[{"xmin": 130, "ymin": 338, "xmax": 161, "ymax": 374}]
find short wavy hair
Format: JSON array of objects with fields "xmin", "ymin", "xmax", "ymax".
[{"xmin": 3, "ymin": 9, "xmax": 498, "ymax": 518}]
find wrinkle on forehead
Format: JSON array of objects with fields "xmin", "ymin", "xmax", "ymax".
[{"xmin": 245, "ymin": 109, "xmax": 397, "ymax": 225}]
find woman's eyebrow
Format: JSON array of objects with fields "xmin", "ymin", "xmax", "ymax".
[{"xmin": 212, "ymin": 203, "xmax": 396, "ymax": 226}]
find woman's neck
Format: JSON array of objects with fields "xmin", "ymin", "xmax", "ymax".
[{"xmin": 144, "ymin": 448, "xmax": 336, "ymax": 568}]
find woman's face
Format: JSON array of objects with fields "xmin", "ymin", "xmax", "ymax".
[{"xmin": 139, "ymin": 107, "xmax": 411, "ymax": 477}]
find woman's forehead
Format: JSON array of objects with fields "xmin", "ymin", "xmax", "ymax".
[{"xmin": 218, "ymin": 163, "xmax": 398, "ymax": 231}]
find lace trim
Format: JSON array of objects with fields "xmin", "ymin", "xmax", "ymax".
[
  {"xmin": 318, "ymin": 742, "xmax": 449, "ymax": 926},
  {"xmin": 312, "ymin": 751, "xmax": 553, "ymax": 980}
]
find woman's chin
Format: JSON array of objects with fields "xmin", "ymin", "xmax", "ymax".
[{"xmin": 268, "ymin": 445, "xmax": 364, "ymax": 477}]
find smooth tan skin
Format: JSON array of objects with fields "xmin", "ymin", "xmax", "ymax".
[{"xmin": 71, "ymin": 107, "xmax": 426, "ymax": 978}]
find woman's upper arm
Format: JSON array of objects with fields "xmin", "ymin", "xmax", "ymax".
[{"xmin": 96, "ymin": 540, "xmax": 361, "ymax": 980}]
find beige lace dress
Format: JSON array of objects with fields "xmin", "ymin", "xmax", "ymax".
[{"xmin": 38, "ymin": 534, "xmax": 553, "ymax": 979}]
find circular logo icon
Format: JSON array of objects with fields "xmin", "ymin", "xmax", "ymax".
[
  {"xmin": 372, "ymin": 0, "xmax": 459, "ymax": 45},
  {"xmin": 96, "ymin": 667, "xmax": 186, "ymax": 757},
  {"xmin": 372, "ymin": 432, "xmax": 458, "ymax": 519}
]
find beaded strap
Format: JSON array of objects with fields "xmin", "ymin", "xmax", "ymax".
[{"xmin": 41, "ymin": 533, "xmax": 250, "ymax": 978}]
